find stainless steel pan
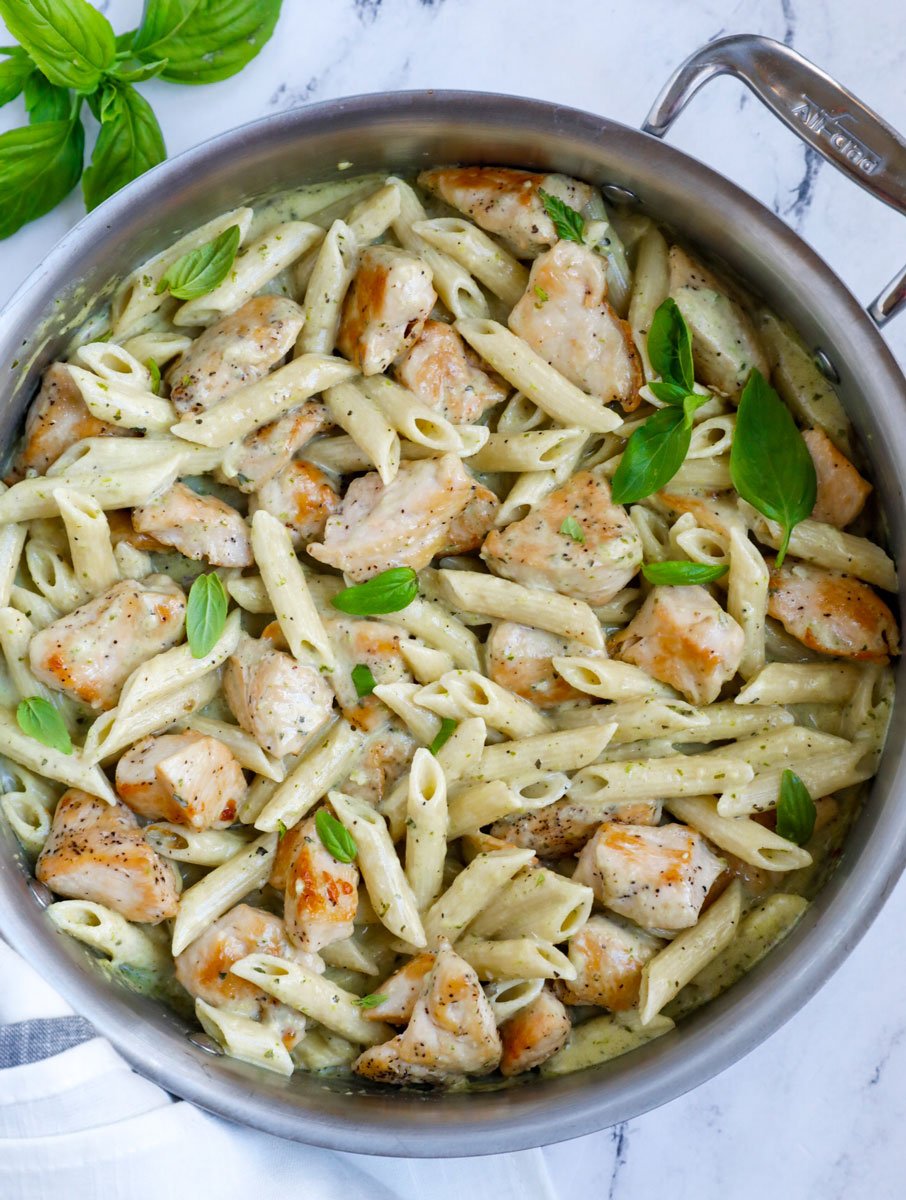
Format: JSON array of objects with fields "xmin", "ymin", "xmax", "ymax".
[{"xmin": 1, "ymin": 34, "xmax": 905, "ymax": 1156}]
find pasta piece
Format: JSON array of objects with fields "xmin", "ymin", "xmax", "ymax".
[
  {"xmin": 144, "ymin": 824, "xmax": 254, "ymax": 866},
  {"xmin": 224, "ymin": 572, "xmax": 273, "ymax": 614},
  {"xmin": 467, "ymin": 867, "xmax": 593, "ymax": 943},
  {"xmin": 555, "ymin": 697, "xmax": 704, "ymax": 739},
  {"xmin": 665, "ymin": 796, "xmax": 812, "ymax": 871},
  {"xmin": 382, "ymin": 595, "xmax": 482, "ymax": 671},
  {"xmin": 727, "ymin": 525, "xmax": 769, "ymax": 680},
  {"xmin": 404, "ymin": 748, "xmax": 448, "ymax": 909},
  {"xmin": 255, "ymin": 720, "xmax": 364, "ymax": 833},
  {"xmin": 485, "ymin": 978, "xmax": 545, "ymax": 1024},
  {"xmin": 25, "ymin": 539, "xmax": 85, "ymax": 613},
  {"xmin": 398, "ymin": 641, "xmax": 454, "ymax": 684},
  {"xmin": 717, "ymin": 746, "xmax": 871, "ymax": 817},
  {"xmin": 195, "ymin": 998, "xmax": 294, "ymax": 1077},
  {"xmin": 628, "ymin": 226, "xmax": 670, "ymax": 379},
  {"xmin": 569, "ymin": 755, "xmax": 754, "ymax": 808},
  {"xmin": 47, "ymin": 899, "xmax": 169, "ymax": 974},
  {"xmin": 0, "ymin": 707, "xmax": 115, "ymax": 802},
  {"xmin": 735, "ymin": 662, "xmax": 869, "ymax": 705},
  {"xmin": 447, "ymin": 780, "xmax": 520, "ymax": 839},
  {"xmin": 421, "ymin": 847, "xmax": 535, "ymax": 947},
  {"xmin": 298, "ymin": 220, "xmax": 359, "ymax": 354},
  {"xmin": 468, "ymin": 429, "xmax": 587, "ymax": 473},
  {"xmin": 121, "ymin": 330, "xmax": 193, "ymax": 365},
  {"xmin": 638, "ymin": 881, "xmax": 743, "ymax": 1024},
  {"xmin": 67, "ymin": 365, "xmax": 177, "ymax": 432},
  {"xmin": 541, "ymin": 1010, "xmax": 674, "ymax": 1076},
  {"xmin": 83, "ymin": 673, "xmax": 220, "ymax": 767},
  {"xmin": 54, "ymin": 487, "xmax": 119, "ymax": 595},
  {"xmin": 456, "ymin": 936, "xmax": 576, "ymax": 981},
  {"xmin": 552, "ymin": 656, "xmax": 677, "ymax": 700},
  {"xmin": 328, "ymin": 790, "xmax": 426, "ymax": 948},
  {"xmin": 358, "ymin": 376, "xmax": 464, "ymax": 453},
  {"xmin": 411, "ymin": 216, "xmax": 529, "ymax": 307},
  {"xmin": 371, "ymin": 681, "xmax": 441, "ymax": 744},
  {"xmin": 171, "ymin": 832, "xmax": 277, "ymax": 956},
  {"xmin": 468, "ymin": 725, "xmax": 617, "ymax": 780},
  {"xmin": 344, "ymin": 181, "xmax": 402, "ymax": 242},
  {"xmin": 322, "ymin": 381, "xmax": 400, "ymax": 485},
  {"xmin": 415, "ymin": 671, "xmax": 551, "ymax": 739}
]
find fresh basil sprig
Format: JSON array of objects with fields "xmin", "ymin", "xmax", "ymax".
[
  {"xmin": 729, "ymin": 369, "xmax": 817, "ymax": 568},
  {"xmin": 354, "ymin": 993, "xmax": 388, "ymax": 1009},
  {"xmin": 315, "ymin": 807, "xmax": 357, "ymax": 864},
  {"xmin": 775, "ymin": 769, "xmax": 816, "ymax": 846},
  {"xmin": 538, "ymin": 189, "xmax": 585, "ymax": 245},
  {"xmin": 429, "ymin": 717, "xmax": 457, "ymax": 756},
  {"xmin": 0, "ymin": 0, "xmax": 282, "ymax": 237},
  {"xmin": 351, "ymin": 663, "xmax": 376, "ymax": 698},
  {"xmin": 647, "ymin": 297, "xmax": 694, "ymax": 392},
  {"xmin": 331, "ymin": 567, "xmax": 419, "ymax": 617},
  {"xmin": 155, "ymin": 223, "xmax": 240, "ymax": 299},
  {"xmin": 642, "ymin": 561, "xmax": 728, "ymax": 586},
  {"xmin": 186, "ymin": 572, "xmax": 228, "ymax": 658},
  {"xmin": 16, "ymin": 696, "xmax": 72, "ymax": 755}
]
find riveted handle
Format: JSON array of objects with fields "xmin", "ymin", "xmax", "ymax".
[{"xmin": 643, "ymin": 34, "xmax": 906, "ymax": 328}]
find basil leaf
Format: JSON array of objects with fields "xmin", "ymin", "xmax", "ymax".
[
  {"xmin": 775, "ymin": 769, "xmax": 816, "ymax": 846},
  {"xmin": 276, "ymin": 818, "xmax": 287, "ymax": 840},
  {"xmin": 647, "ymin": 297, "xmax": 694, "ymax": 391},
  {"xmin": 354, "ymin": 993, "xmax": 388, "ymax": 1009},
  {"xmin": 0, "ymin": 0, "xmax": 116, "ymax": 92},
  {"xmin": 538, "ymin": 188, "xmax": 585, "ymax": 244},
  {"xmin": 729, "ymin": 369, "xmax": 817, "ymax": 568},
  {"xmin": 315, "ymin": 807, "xmax": 357, "ymax": 864},
  {"xmin": 642, "ymin": 560, "xmax": 729, "ymax": 586},
  {"xmin": 647, "ymin": 380, "xmax": 689, "ymax": 407},
  {"xmin": 136, "ymin": 0, "xmax": 281, "ymax": 85},
  {"xmin": 0, "ymin": 117, "xmax": 84, "ymax": 239},
  {"xmin": 23, "ymin": 71, "xmax": 72, "ymax": 122},
  {"xmin": 110, "ymin": 58, "xmax": 169, "ymax": 84},
  {"xmin": 83, "ymin": 82, "xmax": 166, "ymax": 211},
  {"xmin": 429, "ymin": 717, "xmax": 457, "ymax": 756},
  {"xmin": 351, "ymin": 663, "xmax": 376, "ymax": 698},
  {"xmin": 131, "ymin": 0, "xmax": 200, "ymax": 54},
  {"xmin": 186, "ymin": 572, "xmax": 228, "ymax": 658},
  {"xmin": 147, "ymin": 357, "xmax": 161, "ymax": 394},
  {"xmin": 0, "ymin": 52, "xmax": 32, "ymax": 106},
  {"xmin": 559, "ymin": 516, "xmax": 585, "ymax": 543},
  {"xmin": 156, "ymin": 223, "xmax": 241, "ymax": 299},
  {"xmin": 331, "ymin": 567, "xmax": 418, "ymax": 616},
  {"xmin": 16, "ymin": 696, "xmax": 71, "ymax": 755},
  {"xmin": 610, "ymin": 394, "xmax": 707, "ymax": 505}
]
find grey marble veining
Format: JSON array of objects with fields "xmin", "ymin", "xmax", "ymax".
[{"xmin": 1, "ymin": 2, "xmax": 906, "ymax": 1196}]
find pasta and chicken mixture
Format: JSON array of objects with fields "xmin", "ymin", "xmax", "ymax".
[{"xmin": 0, "ymin": 165, "xmax": 898, "ymax": 1086}]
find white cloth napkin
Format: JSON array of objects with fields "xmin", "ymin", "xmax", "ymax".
[{"xmin": 0, "ymin": 941, "xmax": 558, "ymax": 1200}]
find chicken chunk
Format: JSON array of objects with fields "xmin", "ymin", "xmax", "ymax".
[
  {"xmin": 132, "ymin": 482, "xmax": 253, "ymax": 567},
  {"xmin": 343, "ymin": 720, "xmax": 417, "ymax": 807},
  {"xmin": 574, "ymin": 822, "xmax": 725, "ymax": 932},
  {"xmin": 226, "ymin": 401, "xmax": 330, "ymax": 493},
  {"xmin": 509, "ymin": 242, "xmax": 642, "ymax": 410},
  {"xmin": 394, "ymin": 320, "xmax": 509, "ymax": 423},
  {"xmin": 167, "ymin": 296, "xmax": 304, "ymax": 415},
  {"xmin": 353, "ymin": 938, "xmax": 502, "ymax": 1083},
  {"xmin": 490, "ymin": 797, "xmax": 662, "ymax": 857},
  {"xmin": 803, "ymin": 428, "xmax": 872, "ymax": 528},
  {"xmin": 499, "ymin": 990, "xmax": 571, "ymax": 1076},
  {"xmin": 174, "ymin": 903, "xmax": 318, "ymax": 1047},
  {"xmin": 556, "ymin": 915, "xmax": 663, "ymax": 1010},
  {"xmin": 325, "ymin": 616, "xmax": 409, "ymax": 729},
  {"xmin": 36, "ymin": 789, "xmax": 180, "ymax": 924},
  {"xmin": 223, "ymin": 633, "xmax": 334, "ymax": 757},
  {"xmin": 337, "ymin": 245, "xmax": 436, "ymax": 376},
  {"xmin": 439, "ymin": 480, "xmax": 500, "ymax": 556},
  {"xmin": 486, "ymin": 622, "xmax": 592, "ymax": 708},
  {"xmin": 269, "ymin": 815, "xmax": 358, "ymax": 953},
  {"xmin": 29, "ymin": 577, "xmax": 186, "ymax": 710},
  {"xmin": 767, "ymin": 560, "xmax": 899, "ymax": 662},
  {"xmin": 116, "ymin": 731, "xmax": 247, "ymax": 829},
  {"xmin": 249, "ymin": 460, "xmax": 340, "ymax": 548},
  {"xmin": 361, "ymin": 953, "xmax": 436, "ymax": 1024},
  {"xmin": 610, "ymin": 585, "xmax": 744, "ymax": 705},
  {"xmin": 481, "ymin": 469, "xmax": 642, "ymax": 605},
  {"xmin": 11, "ymin": 362, "xmax": 125, "ymax": 479},
  {"xmin": 308, "ymin": 454, "xmax": 476, "ymax": 580},
  {"xmin": 418, "ymin": 166, "xmax": 595, "ymax": 258}
]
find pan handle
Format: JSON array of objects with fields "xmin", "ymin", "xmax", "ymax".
[{"xmin": 642, "ymin": 34, "xmax": 906, "ymax": 328}]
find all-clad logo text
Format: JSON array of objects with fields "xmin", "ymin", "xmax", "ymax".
[{"xmin": 790, "ymin": 95, "xmax": 881, "ymax": 174}]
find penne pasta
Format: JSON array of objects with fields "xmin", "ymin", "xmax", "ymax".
[{"xmin": 171, "ymin": 832, "xmax": 277, "ymax": 956}]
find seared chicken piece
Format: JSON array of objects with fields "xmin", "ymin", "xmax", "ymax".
[
  {"xmin": 353, "ymin": 938, "xmax": 502, "ymax": 1083},
  {"xmin": 325, "ymin": 616, "xmax": 409, "ymax": 727},
  {"xmin": 337, "ymin": 245, "xmax": 436, "ymax": 376},
  {"xmin": 490, "ymin": 797, "xmax": 661, "ymax": 857},
  {"xmin": 174, "ymin": 903, "xmax": 319, "ymax": 1047},
  {"xmin": 394, "ymin": 319, "xmax": 509, "ymax": 423},
  {"xmin": 803, "ymin": 428, "xmax": 871, "ymax": 528},
  {"xmin": 167, "ymin": 296, "xmax": 304, "ymax": 415},
  {"xmin": 343, "ymin": 720, "xmax": 417, "ymax": 807},
  {"xmin": 439, "ymin": 480, "xmax": 500, "ymax": 556},
  {"xmin": 485, "ymin": 622, "xmax": 592, "ymax": 709},
  {"xmin": 36, "ymin": 789, "xmax": 180, "ymax": 924},
  {"xmin": 417, "ymin": 166, "xmax": 595, "ymax": 258},
  {"xmin": 499, "ymin": 990, "xmax": 571, "ymax": 1076},
  {"xmin": 668, "ymin": 246, "xmax": 768, "ymax": 397},
  {"xmin": 767, "ymin": 560, "xmax": 899, "ymax": 662},
  {"xmin": 269, "ymin": 814, "xmax": 358, "ymax": 953},
  {"xmin": 509, "ymin": 242, "xmax": 642, "ymax": 410},
  {"xmin": 556, "ymin": 915, "xmax": 663, "ymax": 1010},
  {"xmin": 574, "ymin": 821, "xmax": 725, "ymax": 932},
  {"xmin": 227, "ymin": 401, "xmax": 330, "ymax": 493},
  {"xmin": 308, "ymin": 454, "xmax": 476, "ymax": 580},
  {"xmin": 362, "ymin": 953, "xmax": 436, "ymax": 1024},
  {"xmin": 249, "ymin": 460, "xmax": 340, "ymax": 548},
  {"xmin": 11, "ymin": 362, "xmax": 125, "ymax": 479},
  {"xmin": 132, "ymin": 482, "xmax": 253, "ymax": 567},
  {"xmin": 223, "ymin": 633, "xmax": 334, "ymax": 757},
  {"xmin": 116, "ymin": 731, "xmax": 247, "ymax": 829},
  {"xmin": 610, "ymin": 585, "xmax": 744, "ymax": 705},
  {"xmin": 481, "ymin": 470, "xmax": 642, "ymax": 606},
  {"xmin": 29, "ymin": 577, "xmax": 186, "ymax": 710}
]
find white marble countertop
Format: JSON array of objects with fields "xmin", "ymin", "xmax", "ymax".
[{"xmin": 2, "ymin": 1, "xmax": 906, "ymax": 1196}]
